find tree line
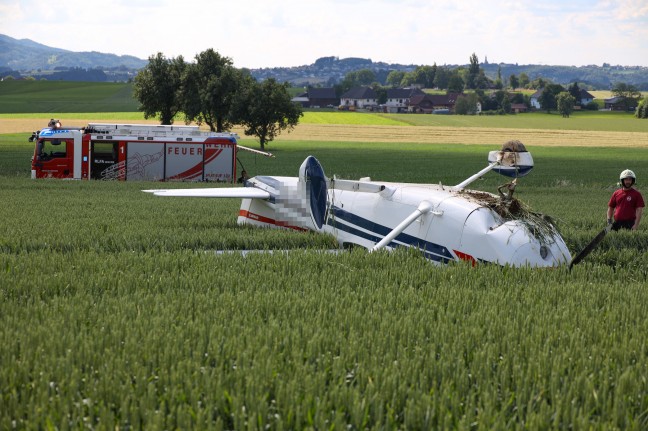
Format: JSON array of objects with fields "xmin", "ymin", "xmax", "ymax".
[
  {"xmin": 336, "ymin": 53, "xmax": 645, "ymax": 118},
  {"xmin": 338, "ymin": 53, "xmax": 549, "ymax": 95},
  {"xmin": 133, "ymin": 50, "xmax": 302, "ymax": 150},
  {"xmin": 136, "ymin": 50, "xmax": 645, "ymax": 129}
]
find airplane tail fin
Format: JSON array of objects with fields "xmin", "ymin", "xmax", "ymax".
[{"xmin": 298, "ymin": 156, "xmax": 328, "ymax": 231}]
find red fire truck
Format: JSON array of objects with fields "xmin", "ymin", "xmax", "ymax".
[{"xmin": 30, "ymin": 121, "xmax": 246, "ymax": 181}]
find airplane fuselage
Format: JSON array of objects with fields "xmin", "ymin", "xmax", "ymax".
[
  {"xmin": 238, "ymin": 176, "xmax": 571, "ymax": 267},
  {"xmin": 146, "ymin": 152, "xmax": 572, "ymax": 268}
]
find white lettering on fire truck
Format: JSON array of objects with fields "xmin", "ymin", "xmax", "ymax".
[{"xmin": 167, "ymin": 146, "xmax": 203, "ymax": 156}]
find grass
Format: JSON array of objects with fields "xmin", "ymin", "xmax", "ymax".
[
  {"xmin": 0, "ymin": 112, "xmax": 149, "ymax": 121},
  {"xmin": 301, "ymin": 111, "xmax": 409, "ymax": 126},
  {"xmin": 377, "ymin": 110, "xmax": 648, "ymax": 132},
  {"xmin": 0, "ymin": 80, "xmax": 138, "ymax": 113},
  {"xmin": 2, "ymin": 110, "xmax": 643, "ymax": 133},
  {"xmin": 2, "ymin": 113, "xmax": 648, "ymax": 428}
]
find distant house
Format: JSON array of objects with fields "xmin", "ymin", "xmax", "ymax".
[
  {"xmin": 407, "ymin": 94, "xmax": 436, "ymax": 113},
  {"xmin": 291, "ymin": 94, "xmax": 310, "ymax": 107},
  {"xmin": 511, "ymin": 103, "xmax": 528, "ymax": 113},
  {"xmin": 340, "ymin": 86, "xmax": 378, "ymax": 109},
  {"xmin": 407, "ymin": 93, "xmax": 461, "ymax": 113},
  {"xmin": 384, "ymin": 88, "xmax": 425, "ymax": 112},
  {"xmin": 529, "ymin": 89, "xmax": 543, "ymax": 109},
  {"xmin": 604, "ymin": 96, "xmax": 638, "ymax": 111},
  {"xmin": 291, "ymin": 87, "xmax": 339, "ymax": 108},
  {"xmin": 579, "ymin": 89, "xmax": 595, "ymax": 106},
  {"xmin": 531, "ymin": 87, "xmax": 588, "ymax": 109},
  {"xmin": 307, "ymin": 87, "xmax": 338, "ymax": 108}
]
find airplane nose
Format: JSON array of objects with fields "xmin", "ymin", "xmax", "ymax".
[{"xmin": 510, "ymin": 242, "xmax": 567, "ymax": 267}]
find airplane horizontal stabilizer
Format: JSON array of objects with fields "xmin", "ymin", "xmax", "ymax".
[
  {"xmin": 142, "ymin": 188, "xmax": 271, "ymax": 199},
  {"xmin": 331, "ymin": 179, "xmax": 386, "ymax": 193}
]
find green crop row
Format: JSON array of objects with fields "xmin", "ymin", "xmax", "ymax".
[
  {"xmin": 2, "ymin": 109, "xmax": 645, "ymax": 133},
  {"xmin": 0, "ymin": 81, "xmax": 139, "ymax": 113},
  {"xmin": 2, "ymin": 131, "xmax": 648, "ymax": 429},
  {"xmin": 381, "ymin": 110, "xmax": 647, "ymax": 132},
  {"xmin": 2, "ymin": 249, "xmax": 648, "ymax": 429}
]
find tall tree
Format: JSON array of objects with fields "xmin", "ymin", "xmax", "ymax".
[
  {"xmin": 234, "ymin": 78, "xmax": 303, "ymax": 151},
  {"xmin": 465, "ymin": 53, "xmax": 480, "ymax": 89},
  {"xmin": 492, "ymin": 90, "xmax": 512, "ymax": 113},
  {"xmin": 344, "ymin": 69, "xmax": 375, "ymax": 86},
  {"xmin": 339, "ymin": 69, "xmax": 376, "ymax": 94},
  {"xmin": 611, "ymin": 82, "xmax": 642, "ymax": 111},
  {"xmin": 454, "ymin": 93, "xmax": 479, "ymax": 115},
  {"xmin": 475, "ymin": 70, "xmax": 491, "ymax": 90},
  {"xmin": 557, "ymin": 92, "xmax": 576, "ymax": 117},
  {"xmin": 636, "ymin": 98, "xmax": 648, "ymax": 119},
  {"xmin": 133, "ymin": 53, "xmax": 186, "ymax": 125},
  {"xmin": 509, "ymin": 74, "xmax": 519, "ymax": 90},
  {"xmin": 181, "ymin": 49, "xmax": 239, "ymax": 132},
  {"xmin": 519, "ymin": 73, "xmax": 530, "ymax": 89},
  {"xmin": 568, "ymin": 82, "xmax": 581, "ymax": 105},
  {"xmin": 355, "ymin": 69, "xmax": 376, "ymax": 86},
  {"xmin": 371, "ymin": 83, "xmax": 388, "ymax": 105},
  {"xmin": 434, "ymin": 67, "xmax": 450, "ymax": 90},
  {"xmin": 386, "ymin": 70, "xmax": 405, "ymax": 87},
  {"xmin": 528, "ymin": 77, "xmax": 547, "ymax": 90},
  {"xmin": 448, "ymin": 70, "xmax": 465, "ymax": 93},
  {"xmin": 538, "ymin": 84, "xmax": 564, "ymax": 113},
  {"xmin": 400, "ymin": 71, "xmax": 416, "ymax": 87},
  {"xmin": 494, "ymin": 67, "xmax": 503, "ymax": 90},
  {"xmin": 413, "ymin": 65, "xmax": 436, "ymax": 88}
]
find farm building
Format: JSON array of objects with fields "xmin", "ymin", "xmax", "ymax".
[
  {"xmin": 530, "ymin": 87, "xmax": 594, "ymax": 110},
  {"xmin": 384, "ymin": 88, "xmax": 425, "ymax": 113},
  {"xmin": 340, "ymin": 86, "xmax": 378, "ymax": 109},
  {"xmin": 578, "ymin": 89, "xmax": 595, "ymax": 106},
  {"xmin": 291, "ymin": 87, "xmax": 339, "ymax": 108},
  {"xmin": 406, "ymin": 94, "xmax": 436, "ymax": 113},
  {"xmin": 604, "ymin": 96, "xmax": 638, "ymax": 111},
  {"xmin": 407, "ymin": 93, "xmax": 462, "ymax": 113},
  {"xmin": 511, "ymin": 103, "xmax": 528, "ymax": 113},
  {"xmin": 529, "ymin": 89, "xmax": 543, "ymax": 109}
]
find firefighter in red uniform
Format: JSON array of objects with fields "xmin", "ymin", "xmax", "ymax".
[{"xmin": 607, "ymin": 169, "xmax": 644, "ymax": 231}]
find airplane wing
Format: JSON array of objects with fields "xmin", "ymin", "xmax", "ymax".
[{"xmin": 142, "ymin": 187, "xmax": 271, "ymax": 199}]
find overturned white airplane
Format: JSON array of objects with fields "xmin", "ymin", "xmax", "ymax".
[{"xmin": 145, "ymin": 142, "xmax": 571, "ymax": 267}]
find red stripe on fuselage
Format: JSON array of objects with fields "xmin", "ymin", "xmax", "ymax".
[
  {"xmin": 453, "ymin": 249, "xmax": 477, "ymax": 266},
  {"xmin": 239, "ymin": 209, "xmax": 307, "ymax": 231}
]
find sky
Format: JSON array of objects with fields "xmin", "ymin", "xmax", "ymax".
[{"xmin": 1, "ymin": 0, "xmax": 648, "ymax": 68}]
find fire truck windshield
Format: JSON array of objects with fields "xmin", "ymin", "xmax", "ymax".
[{"xmin": 37, "ymin": 139, "xmax": 67, "ymax": 159}]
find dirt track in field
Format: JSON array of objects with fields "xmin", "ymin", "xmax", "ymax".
[
  {"xmin": 1, "ymin": 118, "xmax": 161, "ymax": 134},
  {"xmin": 273, "ymin": 124, "xmax": 648, "ymax": 148},
  {"xmin": 4, "ymin": 118, "xmax": 648, "ymax": 148}
]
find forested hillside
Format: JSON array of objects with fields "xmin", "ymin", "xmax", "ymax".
[{"xmin": 2, "ymin": 33, "xmax": 648, "ymax": 89}]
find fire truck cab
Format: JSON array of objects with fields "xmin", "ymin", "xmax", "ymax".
[{"xmin": 30, "ymin": 121, "xmax": 239, "ymax": 182}]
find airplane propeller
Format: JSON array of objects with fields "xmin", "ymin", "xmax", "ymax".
[{"xmin": 569, "ymin": 223, "xmax": 613, "ymax": 270}]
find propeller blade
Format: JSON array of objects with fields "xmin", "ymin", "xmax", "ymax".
[{"xmin": 569, "ymin": 224, "xmax": 612, "ymax": 270}]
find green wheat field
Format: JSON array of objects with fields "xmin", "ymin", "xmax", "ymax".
[{"xmin": 2, "ymin": 106, "xmax": 648, "ymax": 429}]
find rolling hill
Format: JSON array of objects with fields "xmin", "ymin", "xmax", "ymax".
[
  {"xmin": 0, "ymin": 34, "xmax": 147, "ymax": 71},
  {"xmin": 2, "ymin": 33, "xmax": 648, "ymax": 89}
]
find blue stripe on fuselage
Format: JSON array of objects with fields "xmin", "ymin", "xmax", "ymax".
[{"xmin": 327, "ymin": 206, "xmax": 454, "ymax": 264}]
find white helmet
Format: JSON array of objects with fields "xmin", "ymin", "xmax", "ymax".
[{"xmin": 620, "ymin": 169, "xmax": 636, "ymax": 186}]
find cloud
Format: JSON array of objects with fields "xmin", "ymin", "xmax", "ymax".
[
  {"xmin": 611, "ymin": 0, "xmax": 648, "ymax": 20},
  {"xmin": 1, "ymin": 0, "xmax": 647, "ymax": 67}
]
